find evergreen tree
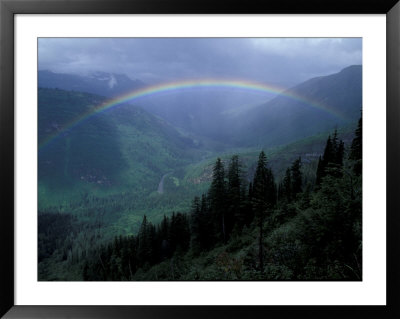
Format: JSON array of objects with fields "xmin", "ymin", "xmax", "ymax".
[
  {"xmin": 349, "ymin": 117, "xmax": 362, "ymax": 175},
  {"xmin": 266, "ymin": 168, "xmax": 277, "ymax": 207},
  {"xmin": 227, "ymin": 155, "xmax": 245, "ymax": 234},
  {"xmin": 148, "ymin": 223, "xmax": 157, "ymax": 265},
  {"xmin": 208, "ymin": 158, "xmax": 227, "ymax": 243},
  {"xmin": 332, "ymin": 129, "xmax": 338, "ymax": 149},
  {"xmin": 137, "ymin": 215, "xmax": 152, "ymax": 267},
  {"xmin": 291, "ymin": 157, "xmax": 302, "ymax": 198},
  {"xmin": 252, "ymin": 151, "xmax": 276, "ymax": 273},
  {"xmin": 200, "ymin": 194, "xmax": 214, "ymax": 249},
  {"xmin": 160, "ymin": 215, "xmax": 169, "ymax": 241},
  {"xmin": 282, "ymin": 168, "xmax": 292, "ymax": 202},
  {"xmin": 336, "ymin": 140, "xmax": 345, "ymax": 167},
  {"xmin": 156, "ymin": 215, "xmax": 170, "ymax": 261},
  {"xmin": 330, "ymin": 130, "xmax": 344, "ymax": 169},
  {"xmin": 190, "ymin": 196, "xmax": 203, "ymax": 254},
  {"xmin": 238, "ymin": 181, "xmax": 249, "ymax": 229},
  {"xmin": 324, "ymin": 135, "xmax": 334, "ymax": 163},
  {"xmin": 316, "ymin": 132, "xmax": 345, "ymax": 185},
  {"xmin": 170, "ymin": 212, "xmax": 190, "ymax": 254},
  {"xmin": 316, "ymin": 155, "xmax": 324, "ymax": 186},
  {"xmin": 245, "ymin": 182, "xmax": 255, "ymax": 226}
]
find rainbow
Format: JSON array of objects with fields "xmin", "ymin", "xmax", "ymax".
[{"xmin": 38, "ymin": 79, "xmax": 346, "ymax": 149}]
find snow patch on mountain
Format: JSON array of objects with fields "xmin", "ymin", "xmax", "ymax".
[{"xmin": 108, "ymin": 75, "xmax": 117, "ymax": 89}]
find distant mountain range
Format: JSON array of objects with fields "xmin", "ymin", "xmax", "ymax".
[
  {"xmin": 38, "ymin": 66, "xmax": 362, "ymax": 150},
  {"xmin": 39, "ymin": 70, "xmax": 145, "ymax": 98}
]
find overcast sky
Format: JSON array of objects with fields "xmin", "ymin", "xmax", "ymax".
[{"xmin": 38, "ymin": 38, "xmax": 362, "ymax": 87}]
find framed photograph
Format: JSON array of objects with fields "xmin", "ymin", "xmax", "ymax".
[{"xmin": 1, "ymin": 0, "xmax": 399, "ymax": 318}]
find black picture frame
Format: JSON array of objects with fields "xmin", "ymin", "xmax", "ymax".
[{"xmin": 1, "ymin": 0, "xmax": 399, "ymax": 318}]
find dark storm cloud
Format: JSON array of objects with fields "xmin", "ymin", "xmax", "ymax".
[{"xmin": 38, "ymin": 38, "xmax": 362, "ymax": 87}]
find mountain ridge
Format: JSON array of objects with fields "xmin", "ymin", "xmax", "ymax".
[
  {"xmin": 38, "ymin": 65, "xmax": 362, "ymax": 151},
  {"xmin": 227, "ymin": 65, "xmax": 362, "ymax": 147},
  {"xmin": 38, "ymin": 70, "xmax": 145, "ymax": 98}
]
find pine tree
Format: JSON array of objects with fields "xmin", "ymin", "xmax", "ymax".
[
  {"xmin": 160, "ymin": 215, "xmax": 169, "ymax": 240},
  {"xmin": 291, "ymin": 157, "xmax": 302, "ymax": 198},
  {"xmin": 227, "ymin": 155, "xmax": 245, "ymax": 234},
  {"xmin": 190, "ymin": 196, "xmax": 203, "ymax": 254},
  {"xmin": 169, "ymin": 212, "xmax": 178, "ymax": 253},
  {"xmin": 282, "ymin": 168, "xmax": 292, "ymax": 202},
  {"xmin": 324, "ymin": 135, "xmax": 334, "ymax": 164},
  {"xmin": 336, "ymin": 141, "xmax": 345, "ymax": 166},
  {"xmin": 332, "ymin": 129, "xmax": 338, "ymax": 149},
  {"xmin": 330, "ymin": 130, "xmax": 344, "ymax": 170},
  {"xmin": 148, "ymin": 223, "xmax": 157, "ymax": 265},
  {"xmin": 170, "ymin": 212, "xmax": 190, "ymax": 254},
  {"xmin": 158, "ymin": 215, "xmax": 170, "ymax": 260},
  {"xmin": 316, "ymin": 132, "xmax": 345, "ymax": 185},
  {"xmin": 200, "ymin": 194, "xmax": 214, "ymax": 249},
  {"xmin": 208, "ymin": 158, "xmax": 227, "ymax": 243},
  {"xmin": 266, "ymin": 168, "xmax": 277, "ymax": 206},
  {"xmin": 350, "ymin": 117, "xmax": 362, "ymax": 175},
  {"xmin": 137, "ymin": 215, "xmax": 152, "ymax": 267},
  {"xmin": 252, "ymin": 151, "xmax": 276, "ymax": 273},
  {"xmin": 316, "ymin": 155, "xmax": 324, "ymax": 186},
  {"xmin": 245, "ymin": 182, "xmax": 255, "ymax": 226}
]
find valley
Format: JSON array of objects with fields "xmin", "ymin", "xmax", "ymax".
[{"xmin": 37, "ymin": 64, "xmax": 362, "ymax": 281}]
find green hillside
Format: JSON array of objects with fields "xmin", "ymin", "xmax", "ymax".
[{"xmin": 38, "ymin": 88, "xmax": 205, "ymax": 208}]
